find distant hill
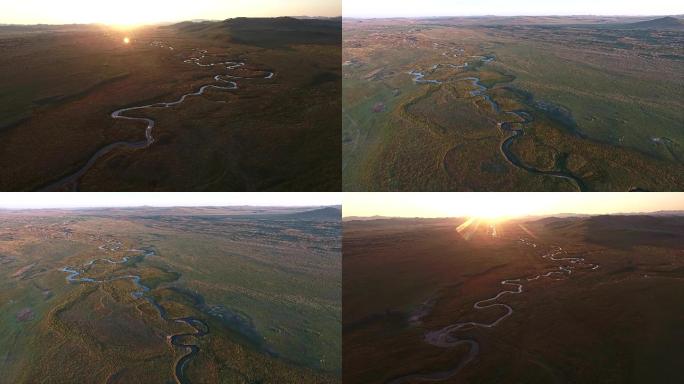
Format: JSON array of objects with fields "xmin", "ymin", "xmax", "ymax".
[
  {"xmin": 530, "ymin": 214, "xmax": 684, "ymax": 249},
  {"xmin": 166, "ymin": 17, "xmax": 341, "ymax": 47},
  {"xmin": 0, "ymin": 206, "xmax": 334, "ymax": 217},
  {"xmin": 276, "ymin": 206, "xmax": 341, "ymax": 220},
  {"xmin": 527, "ymin": 216, "xmax": 583, "ymax": 228},
  {"xmin": 346, "ymin": 15, "xmax": 659, "ymax": 26},
  {"xmin": 622, "ymin": 16, "xmax": 684, "ymax": 30},
  {"xmin": 224, "ymin": 16, "xmax": 341, "ymax": 28},
  {"xmin": 345, "ymin": 15, "xmax": 684, "ymax": 30},
  {"xmin": 343, "ymin": 215, "xmax": 393, "ymax": 221},
  {"xmin": 642, "ymin": 210, "xmax": 684, "ymax": 216},
  {"xmin": 0, "ymin": 24, "xmax": 98, "ymax": 33}
]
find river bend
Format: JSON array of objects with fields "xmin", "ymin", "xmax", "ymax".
[
  {"xmin": 59, "ymin": 244, "xmax": 208, "ymax": 384},
  {"xmin": 387, "ymin": 239, "xmax": 599, "ymax": 383},
  {"xmin": 42, "ymin": 43, "xmax": 274, "ymax": 191},
  {"xmin": 409, "ymin": 54, "xmax": 586, "ymax": 191}
]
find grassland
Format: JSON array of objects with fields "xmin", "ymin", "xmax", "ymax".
[
  {"xmin": 343, "ymin": 214, "xmax": 684, "ymax": 383},
  {"xmin": 342, "ymin": 17, "xmax": 684, "ymax": 191},
  {"xmin": 0, "ymin": 206, "xmax": 341, "ymax": 383},
  {"xmin": 0, "ymin": 17, "xmax": 341, "ymax": 191}
]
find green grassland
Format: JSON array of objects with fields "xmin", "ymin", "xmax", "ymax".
[
  {"xmin": 488, "ymin": 26, "xmax": 683, "ymax": 159},
  {"xmin": 342, "ymin": 20, "xmax": 684, "ymax": 191},
  {"xmin": 0, "ymin": 207, "xmax": 341, "ymax": 383}
]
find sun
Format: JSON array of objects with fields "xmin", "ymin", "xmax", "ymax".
[
  {"xmin": 469, "ymin": 206, "xmax": 507, "ymax": 220},
  {"xmin": 452, "ymin": 199, "xmax": 514, "ymax": 221},
  {"xmin": 123, "ymin": 37, "xmax": 131, "ymax": 44}
]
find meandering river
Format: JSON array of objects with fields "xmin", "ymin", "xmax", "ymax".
[
  {"xmin": 59, "ymin": 245, "xmax": 208, "ymax": 384},
  {"xmin": 387, "ymin": 239, "xmax": 599, "ymax": 383},
  {"xmin": 42, "ymin": 43, "xmax": 274, "ymax": 191},
  {"xmin": 409, "ymin": 55, "xmax": 586, "ymax": 191}
]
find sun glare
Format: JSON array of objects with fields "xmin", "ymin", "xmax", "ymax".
[
  {"xmin": 467, "ymin": 206, "xmax": 509, "ymax": 220},
  {"xmin": 343, "ymin": 193, "xmax": 684, "ymax": 220},
  {"xmin": 1, "ymin": 1, "xmax": 342, "ymax": 26},
  {"xmin": 123, "ymin": 37, "xmax": 131, "ymax": 44},
  {"xmin": 444, "ymin": 196, "xmax": 526, "ymax": 220}
]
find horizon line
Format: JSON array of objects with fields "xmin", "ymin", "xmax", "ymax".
[
  {"xmin": 342, "ymin": 210, "xmax": 683, "ymax": 219},
  {"xmin": 343, "ymin": 13, "xmax": 683, "ymax": 19},
  {"xmin": 0, "ymin": 15, "xmax": 343, "ymax": 27},
  {"xmin": 0, "ymin": 204, "xmax": 341, "ymax": 210}
]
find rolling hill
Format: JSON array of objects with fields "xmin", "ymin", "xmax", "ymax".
[
  {"xmin": 622, "ymin": 16, "xmax": 684, "ymax": 30},
  {"xmin": 282, "ymin": 206, "xmax": 342, "ymax": 220},
  {"xmin": 528, "ymin": 214, "xmax": 684, "ymax": 249},
  {"xmin": 169, "ymin": 17, "xmax": 341, "ymax": 47}
]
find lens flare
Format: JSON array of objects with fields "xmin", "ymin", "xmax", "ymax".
[{"xmin": 123, "ymin": 37, "xmax": 131, "ymax": 44}]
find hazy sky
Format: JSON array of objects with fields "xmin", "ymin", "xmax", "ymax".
[
  {"xmin": 0, "ymin": 193, "xmax": 341, "ymax": 209},
  {"xmin": 343, "ymin": 0, "xmax": 684, "ymax": 18},
  {"xmin": 0, "ymin": 0, "xmax": 341, "ymax": 25},
  {"xmin": 343, "ymin": 193, "xmax": 684, "ymax": 218}
]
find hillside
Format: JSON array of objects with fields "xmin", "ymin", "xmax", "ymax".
[
  {"xmin": 168, "ymin": 17, "xmax": 341, "ymax": 47},
  {"xmin": 284, "ymin": 206, "xmax": 342, "ymax": 220},
  {"xmin": 528, "ymin": 215, "xmax": 684, "ymax": 248},
  {"xmin": 0, "ymin": 206, "xmax": 328, "ymax": 217},
  {"xmin": 623, "ymin": 16, "xmax": 684, "ymax": 30},
  {"xmin": 245, "ymin": 206, "xmax": 343, "ymax": 221}
]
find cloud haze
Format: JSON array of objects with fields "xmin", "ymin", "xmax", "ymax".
[
  {"xmin": 0, "ymin": 0, "xmax": 341, "ymax": 25},
  {"xmin": 0, "ymin": 193, "xmax": 342, "ymax": 209},
  {"xmin": 343, "ymin": 193, "xmax": 684, "ymax": 218}
]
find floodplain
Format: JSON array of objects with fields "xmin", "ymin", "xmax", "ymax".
[
  {"xmin": 344, "ymin": 212, "xmax": 684, "ymax": 383},
  {"xmin": 0, "ymin": 205, "xmax": 341, "ymax": 383},
  {"xmin": 0, "ymin": 18, "xmax": 341, "ymax": 191},
  {"xmin": 343, "ymin": 16, "xmax": 684, "ymax": 191}
]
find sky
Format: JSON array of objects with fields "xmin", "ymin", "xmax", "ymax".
[
  {"xmin": 343, "ymin": 0, "xmax": 684, "ymax": 18},
  {"xmin": 343, "ymin": 193, "xmax": 684, "ymax": 219},
  {"xmin": 0, "ymin": 193, "xmax": 341, "ymax": 209},
  {"xmin": 0, "ymin": 0, "xmax": 341, "ymax": 25}
]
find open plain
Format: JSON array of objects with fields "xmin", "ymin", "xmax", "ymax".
[
  {"xmin": 343, "ymin": 213, "xmax": 684, "ymax": 383},
  {"xmin": 0, "ymin": 205, "xmax": 341, "ymax": 383},
  {"xmin": 343, "ymin": 16, "xmax": 684, "ymax": 191},
  {"xmin": 0, "ymin": 17, "xmax": 341, "ymax": 191}
]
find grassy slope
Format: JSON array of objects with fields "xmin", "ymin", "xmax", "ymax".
[
  {"xmin": 0, "ymin": 28, "xmax": 128, "ymax": 127},
  {"xmin": 149, "ymin": 224, "xmax": 341, "ymax": 372},
  {"xmin": 492, "ymin": 36, "xmax": 684, "ymax": 158}
]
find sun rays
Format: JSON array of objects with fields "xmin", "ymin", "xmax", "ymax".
[
  {"xmin": 455, "ymin": 216, "xmax": 508, "ymax": 240},
  {"xmin": 517, "ymin": 223, "xmax": 538, "ymax": 240},
  {"xmin": 343, "ymin": 193, "xmax": 684, "ymax": 220}
]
